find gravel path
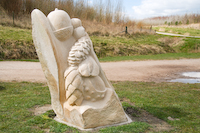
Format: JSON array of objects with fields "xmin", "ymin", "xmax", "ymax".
[
  {"xmin": 156, "ymin": 31, "xmax": 200, "ymax": 38},
  {"xmin": 0, "ymin": 59, "xmax": 200, "ymax": 83}
]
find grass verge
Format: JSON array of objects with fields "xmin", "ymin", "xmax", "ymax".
[
  {"xmin": 0, "ymin": 59, "xmax": 39, "ymax": 62},
  {"xmin": 1, "ymin": 81, "xmax": 200, "ymax": 132},
  {"xmin": 99, "ymin": 53, "xmax": 200, "ymax": 62},
  {"xmin": 0, "ymin": 25, "xmax": 32, "ymax": 41},
  {"xmin": 1, "ymin": 52, "xmax": 200, "ymax": 62}
]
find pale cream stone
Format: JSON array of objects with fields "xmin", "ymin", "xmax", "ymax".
[
  {"xmin": 63, "ymin": 88, "xmax": 129, "ymax": 129},
  {"xmin": 79, "ymin": 56, "xmax": 100, "ymax": 77},
  {"xmin": 31, "ymin": 8, "xmax": 131, "ymax": 130},
  {"xmin": 73, "ymin": 26, "xmax": 86, "ymax": 40},
  {"xmin": 71, "ymin": 18, "xmax": 82, "ymax": 28}
]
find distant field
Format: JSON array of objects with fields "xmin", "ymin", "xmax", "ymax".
[{"xmin": 153, "ymin": 26, "xmax": 200, "ymax": 36}]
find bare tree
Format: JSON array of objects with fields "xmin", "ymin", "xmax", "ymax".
[
  {"xmin": 105, "ymin": 0, "xmax": 113, "ymax": 24},
  {"xmin": 113, "ymin": 0, "xmax": 123, "ymax": 24},
  {"xmin": 1, "ymin": 0, "xmax": 22, "ymax": 15},
  {"xmin": 94, "ymin": 0, "xmax": 104, "ymax": 22}
]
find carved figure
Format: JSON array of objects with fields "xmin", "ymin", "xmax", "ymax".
[
  {"xmin": 31, "ymin": 8, "xmax": 131, "ymax": 130},
  {"xmin": 64, "ymin": 18, "xmax": 107, "ymax": 106}
]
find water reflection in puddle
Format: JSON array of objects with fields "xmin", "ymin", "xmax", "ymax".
[
  {"xmin": 170, "ymin": 78, "xmax": 200, "ymax": 83},
  {"xmin": 182, "ymin": 72, "xmax": 200, "ymax": 78},
  {"xmin": 170, "ymin": 72, "xmax": 200, "ymax": 84}
]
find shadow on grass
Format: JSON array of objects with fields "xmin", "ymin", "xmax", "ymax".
[
  {"xmin": 0, "ymin": 86, "xmax": 6, "ymax": 91},
  {"xmin": 143, "ymin": 105, "xmax": 190, "ymax": 121}
]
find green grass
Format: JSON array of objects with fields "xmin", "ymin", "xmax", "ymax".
[
  {"xmin": 179, "ymin": 38, "xmax": 200, "ymax": 52},
  {"xmin": 1, "ymin": 81, "xmax": 200, "ymax": 132},
  {"xmin": 91, "ymin": 34, "xmax": 167, "ymax": 57},
  {"xmin": 0, "ymin": 82, "xmax": 50, "ymax": 132},
  {"xmin": 99, "ymin": 53, "xmax": 200, "ymax": 62},
  {"xmin": 0, "ymin": 25, "xmax": 32, "ymax": 42},
  {"xmin": 153, "ymin": 26, "xmax": 200, "ymax": 36},
  {"xmin": 1, "ymin": 25, "xmax": 200, "ymax": 60},
  {"xmin": 0, "ymin": 82, "xmax": 150, "ymax": 133},
  {"xmin": 0, "ymin": 25, "xmax": 36, "ymax": 60},
  {"xmin": 0, "ymin": 25, "xmax": 160, "ymax": 45},
  {"xmin": 1, "ymin": 52, "xmax": 200, "ymax": 62},
  {"xmin": 90, "ymin": 34, "xmax": 162, "ymax": 46},
  {"xmin": 99, "ymin": 122, "xmax": 150, "ymax": 133},
  {"xmin": 113, "ymin": 81, "xmax": 200, "ymax": 133},
  {"xmin": 0, "ymin": 59, "xmax": 40, "ymax": 62}
]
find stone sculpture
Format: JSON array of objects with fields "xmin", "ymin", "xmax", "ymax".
[{"xmin": 31, "ymin": 8, "xmax": 131, "ymax": 130}]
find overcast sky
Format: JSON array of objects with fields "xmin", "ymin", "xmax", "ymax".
[
  {"xmin": 124, "ymin": 0, "xmax": 200, "ymax": 19},
  {"xmin": 89, "ymin": 0, "xmax": 200, "ymax": 20}
]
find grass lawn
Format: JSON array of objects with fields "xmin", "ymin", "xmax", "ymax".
[
  {"xmin": 99, "ymin": 52, "xmax": 200, "ymax": 62},
  {"xmin": 0, "ymin": 81, "xmax": 199, "ymax": 132},
  {"xmin": 1, "ymin": 52, "xmax": 200, "ymax": 62},
  {"xmin": 114, "ymin": 81, "xmax": 200, "ymax": 133}
]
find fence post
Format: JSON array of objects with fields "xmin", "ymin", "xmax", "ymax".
[
  {"xmin": 150, "ymin": 25, "xmax": 152, "ymax": 32},
  {"xmin": 12, "ymin": 12, "xmax": 15, "ymax": 25},
  {"xmin": 125, "ymin": 26, "xmax": 128, "ymax": 34}
]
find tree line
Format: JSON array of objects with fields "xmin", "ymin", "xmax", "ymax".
[
  {"xmin": 0, "ymin": 0, "xmax": 127, "ymax": 24},
  {"xmin": 144, "ymin": 14, "xmax": 200, "ymax": 25}
]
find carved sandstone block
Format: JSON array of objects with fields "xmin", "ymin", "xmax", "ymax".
[{"xmin": 31, "ymin": 8, "xmax": 131, "ymax": 130}]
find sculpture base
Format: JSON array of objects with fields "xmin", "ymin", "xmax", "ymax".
[
  {"xmin": 54, "ymin": 114, "xmax": 132, "ymax": 131},
  {"xmin": 58, "ymin": 88, "xmax": 132, "ymax": 130}
]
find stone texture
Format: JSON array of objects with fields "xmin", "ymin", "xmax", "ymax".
[
  {"xmin": 31, "ymin": 8, "xmax": 131, "ymax": 130},
  {"xmin": 64, "ymin": 89, "xmax": 128, "ymax": 129}
]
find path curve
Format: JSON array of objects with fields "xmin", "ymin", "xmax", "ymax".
[
  {"xmin": 156, "ymin": 31, "xmax": 200, "ymax": 38},
  {"xmin": 0, "ymin": 59, "xmax": 200, "ymax": 83}
]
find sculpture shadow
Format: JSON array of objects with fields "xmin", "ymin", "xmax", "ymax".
[
  {"xmin": 143, "ymin": 105, "xmax": 190, "ymax": 121},
  {"xmin": 0, "ymin": 86, "xmax": 6, "ymax": 91},
  {"xmin": 47, "ymin": 110, "xmax": 56, "ymax": 119}
]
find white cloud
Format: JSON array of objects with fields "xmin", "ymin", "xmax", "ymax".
[
  {"xmin": 87, "ymin": 0, "xmax": 93, "ymax": 5},
  {"xmin": 132, "ymin": 0, "xmax": 200, "ymax": 19}
]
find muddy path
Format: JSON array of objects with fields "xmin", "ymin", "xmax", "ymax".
[{"xmin": 0, "ymin": 59, "xmax": 200, "ymax": 83}]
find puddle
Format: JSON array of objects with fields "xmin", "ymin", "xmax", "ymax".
[
  {"xmin": 182, "ymin": 72, "xmax": 200, "ymax": 78},
  {"xmin": 169, "ymin": 72, "xmax": 200, "ymax": 84},
  {"xmin": 170, "ymin": 78, "xmax": 200, "ymax": 84}
]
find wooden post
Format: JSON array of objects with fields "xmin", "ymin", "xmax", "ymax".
[
  {"xmin": 150, "ymin": 25, "xmax": 152, "ymax": 32},
  {"xmin": 125, "ymin": 26, "xmax": 128, "ymax": 34},
  {"xmin": 12, "ymin": 12, "xmax": 15, "ymax": 25}
]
